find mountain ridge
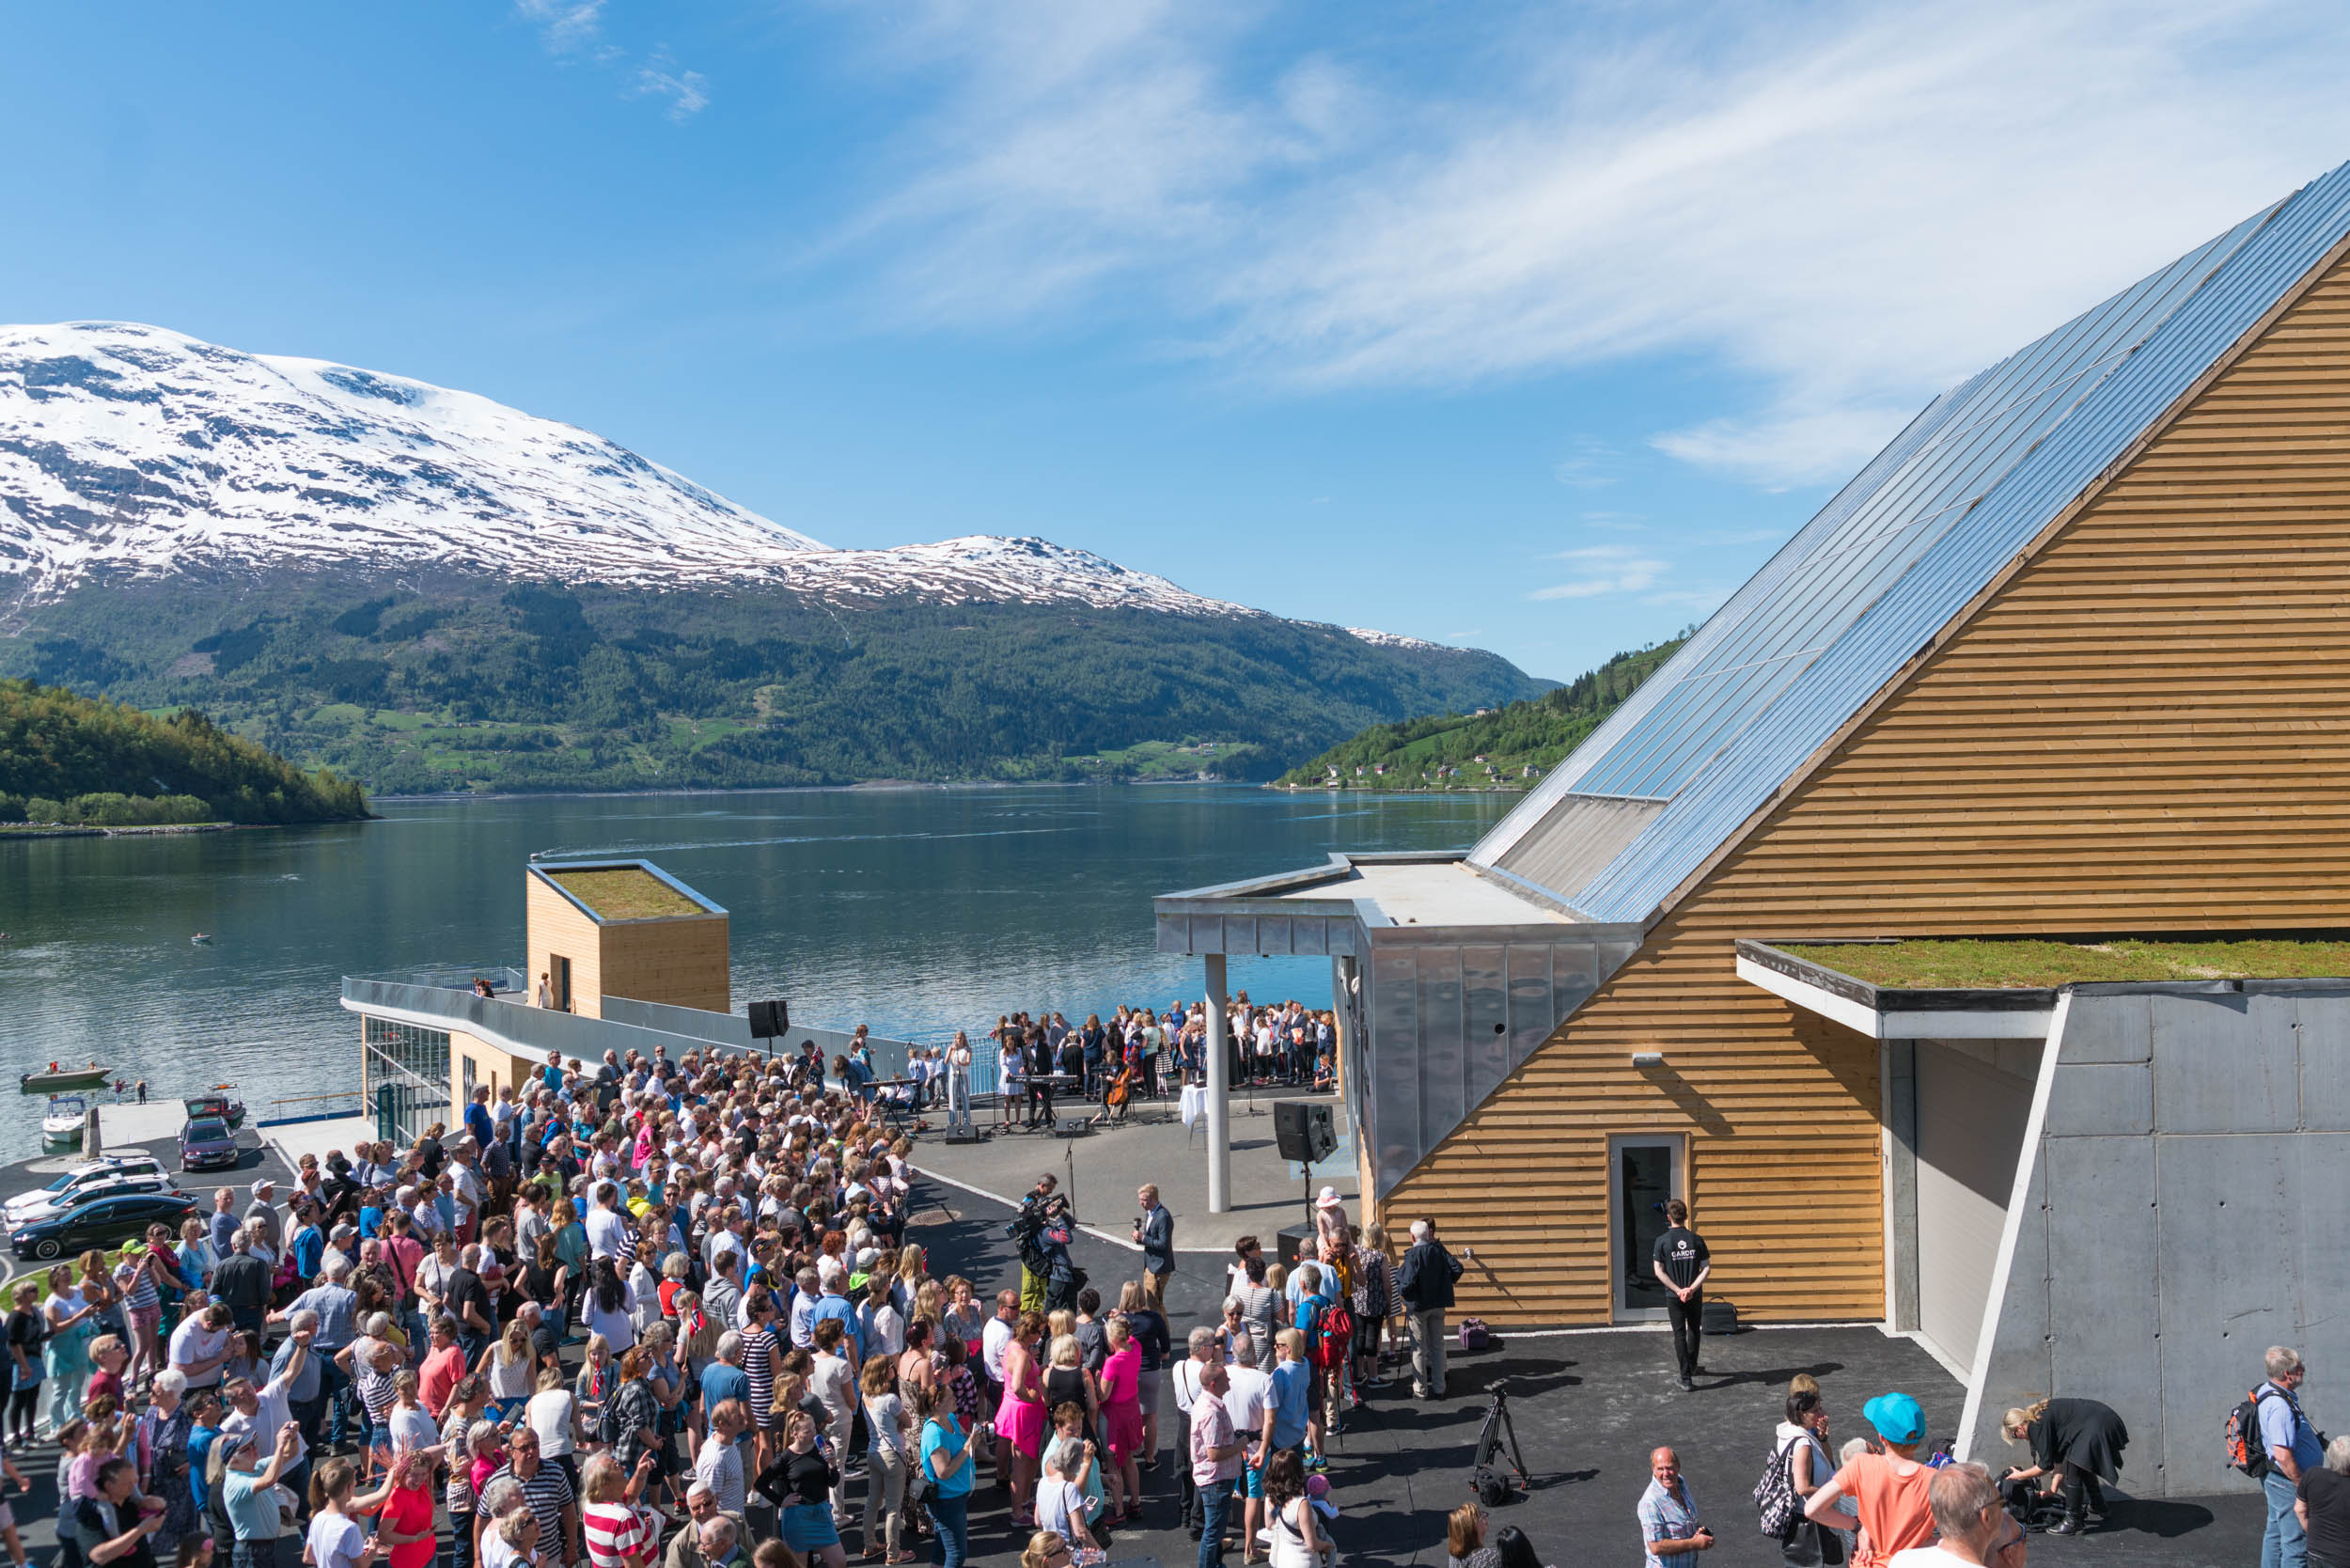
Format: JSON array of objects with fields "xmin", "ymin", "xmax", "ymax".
[
  {"xmin": 0, "ymin": 320, "xmax": 1408, "ymax": 637},
  {"xmin": 0, "ymin": 320, "xmax": 1547, "ymax": 792}
]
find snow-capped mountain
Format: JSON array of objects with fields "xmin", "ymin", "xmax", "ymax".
[{"xmin": 0, "ymin": 321, "xmax": 1255, "ymax": 619}]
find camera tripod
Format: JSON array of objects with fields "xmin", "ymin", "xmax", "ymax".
[{"xmin": 1469, "ymin": 1384, "xmax": 1532, "ymax": 1506}]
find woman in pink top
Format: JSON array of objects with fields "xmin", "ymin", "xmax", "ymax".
[{"xmin": 1096, "ymin": 1320, "xmax": 1144, "ymax": 1525}]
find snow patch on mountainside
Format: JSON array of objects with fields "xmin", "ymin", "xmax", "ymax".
[
  {"xmin": 0, "ymin": 323, "xmax": 1499, "ymax": 641},
  {"xmin": 1342, "ymin": 625, "xmax": 1444, "ymax": 651},
  {"xmin": 0, "ymin": 322, "xmax": 1255, "ymax": 616}
]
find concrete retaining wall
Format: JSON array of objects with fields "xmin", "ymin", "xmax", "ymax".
[{"xmin": 1962, "ymin": 981, "xmax": 2350, "ymax": 1497}]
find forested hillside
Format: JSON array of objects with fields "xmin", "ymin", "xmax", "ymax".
[
  {"xmin": 1, "ymin": 568, "xmax": 1549, "ymax": 792},
  {"xmin": 0, "ymin": 679, "xmax": 369, "ymax": 824},
  {"xmin": 1277, "ymin": 635, "xmax": 1687, "ymax": 791}
]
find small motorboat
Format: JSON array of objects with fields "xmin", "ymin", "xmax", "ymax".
[
  {"xmin": 20, "ymin": 1062, "xmax": 110, "ymax": 1093},
  {"xmin": 186, "ymin": 1084, "xmax": 247, "ymax": 1129},
  {"xmin": 41, "ymin": 1094, "xmax": 87, "ymax": 1145},
  {"xmin": 190, "ymin": 933, "xmax": 212, "ymax": 946}
]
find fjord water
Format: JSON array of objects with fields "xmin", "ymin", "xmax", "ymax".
[{"xmin": 0, "ymin": 786, "xmax": 1508, "ymax": 1150}]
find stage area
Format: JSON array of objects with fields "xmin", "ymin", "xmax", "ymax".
[{"xmin": 914, "ymin": 1090, "xmax": 1356, "ymax": 1255}]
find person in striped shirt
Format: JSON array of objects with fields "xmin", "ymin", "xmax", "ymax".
[
  {"xmin": 580, "ymin": 1451, "xmax": 662, "ymax": 1568},
  {"xmin": 487, "ymin": 1426, "xmax": 579, "ymax": 1568}
]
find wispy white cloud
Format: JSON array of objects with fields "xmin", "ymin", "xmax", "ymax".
[
  {"xmin": 515, "ymin": 0, "xmax": 611, "ymax": 55},
  {"xmin": 1530, "ymin": 544, "xmax": 1668, "ymax": 601},
  {"xmin": 634, "ymin": 52, "xmax": 711, "ymax": 120},
  {"xmin": 515, "ymin": 1, "xmax": 702, "ymax": 116},
  {"xmin": 1551, "ymin": 435, "xmax": 1619, "ymax": 490},
  {"xmin": 1651, "ymin": 404, "xmax": 1921, "ymax": 489},
  {"xmin": 819, "ymin": 0, "xmax": 2350, "ymax": 487}
]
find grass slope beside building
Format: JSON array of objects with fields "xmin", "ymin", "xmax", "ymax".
[
  {"xmin": 0, "ymin": 678, "xmax": 370, "ymax": 825},
  {"xmin": 1277, "ymin": 635, "xmax": 1686, "ymax": 791}
]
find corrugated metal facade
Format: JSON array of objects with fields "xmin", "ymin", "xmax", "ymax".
[{"xmin": 1473, "ymin": 158, "xmax": 2350, "ymax": 924}]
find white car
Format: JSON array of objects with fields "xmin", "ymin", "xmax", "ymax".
[{"xmin": 5, "ymin": 1157, "xmax": 176, "ymax": 1222}]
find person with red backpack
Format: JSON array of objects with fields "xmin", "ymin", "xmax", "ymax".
[{"xmin": 1290, "ymin": 1264, "xmax": 1351, "ymax": 1471}]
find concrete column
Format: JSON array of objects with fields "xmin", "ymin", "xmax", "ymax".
[
  {"xmin": 1204, "ymin": 953, "xmax": 1231, "ymax": 1214},
  {"xmin": 1882, "ymin": 1037, "xmax": 1919, "ymax": 1333}
]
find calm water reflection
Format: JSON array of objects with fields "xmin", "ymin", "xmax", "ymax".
[{"xmin": 0, "ymin": 786, "xmax": 1508, "ymax": 1148}]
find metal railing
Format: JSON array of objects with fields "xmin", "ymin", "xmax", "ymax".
[
  {"xmin": 258, "ymin": 1090, "xmax": 368, "ymax": 1126},
  {"xmin": 352, "ymin": 964, "xmax": 527, "ymax": 995},
  {"xmin": 343, "ymin": 975, "xmax": 927, "ymax": 1093}
]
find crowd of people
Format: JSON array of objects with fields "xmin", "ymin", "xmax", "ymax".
[
  {"xmin": 985, "ymin": 997, "xmax": 1339, "ymax": 1132},
  {"xmin": 8, "ymin": 1021, "xmax": 2253, "ymax": 1568},
  {"xmin": 1, "ymin": 1030, "xmax": 1409, "ymax": 1568}
]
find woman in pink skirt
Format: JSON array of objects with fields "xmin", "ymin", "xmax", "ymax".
[
  {"xmin": 1097, "ymin": 1319, "xmax": 1144, "ymax": 1524},
  {"xmin": 997, "ymin": 1310, "xmax": 1050, "ymax": 1527}
]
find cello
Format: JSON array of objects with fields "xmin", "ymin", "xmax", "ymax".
[{"xmin": 1103, "ymin": 1048, "xmax": 1141, "ymax": 1123}]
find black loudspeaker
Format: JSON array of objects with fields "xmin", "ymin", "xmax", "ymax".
[
  {"xmin": 748, "ymin": 999, "xmax": 791, "ymax": 1040},
  {"xmin": 1277, "ymin": 1223, "xmax": 1315, "ymax": 1268},
  {"xmin": 1273, "ymin": 1100, "xmax": 1337, "ymax": 1164}
]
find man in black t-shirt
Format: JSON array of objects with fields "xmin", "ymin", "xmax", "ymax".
[{"xmin": 1651, "ymin": 1199, "xmax": 1711, "ymax": 1390}]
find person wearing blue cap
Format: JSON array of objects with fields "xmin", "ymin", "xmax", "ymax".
[{"xmin": 1803, "ymin": 1392, "xmax": 1935, "ymax": 1568}]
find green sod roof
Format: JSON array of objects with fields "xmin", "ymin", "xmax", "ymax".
[
  {"xmin": 547, "ymin": 867, "xmax": 710, "ymax": 921},
  {"xmin": 1775, "ymin": 937, "xmax": 2350, "ymax": 991}
]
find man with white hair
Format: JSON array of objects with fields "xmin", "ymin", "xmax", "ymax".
[
  {"xmin": 212, "ymin": 1227, "xmax": 275, "ymax": 1341},
  {"xmin": 663, "ymin": 1482, "xmax": 745, "ymax": 1568},
  {"xmin": 243, "ymin": 1181, "xmax": 282, "ymax": 1255},
  {"xmin": 696, "ymin": 1514, "xmax": 745, "ymax": 1568},
  {"xmin": 1396, "ymin": 1217, "xmax": 1465, "ymax": 1401},
  {"xmin": 2261, "ymin": 1345, "xmax": 2325, "ymax": 1568}
]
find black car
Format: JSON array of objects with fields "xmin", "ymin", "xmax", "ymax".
[{"xmin": 9, "ymin": 1190, "xmax": 199, "ymax": 1261}]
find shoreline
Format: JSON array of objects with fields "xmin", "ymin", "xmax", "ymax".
[
  {"xmin": 368, "ymin": 776, "xmax": 1256, "ymax": 805},
  {"xmin": 0, "ymin": 821, "xmax": 245, "ymax": 839}
]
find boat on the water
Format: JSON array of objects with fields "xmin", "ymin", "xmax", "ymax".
[
  {"xmin": 190, "ymin": 933, "xmax": 212, "ymax": 946},
  {"xmin": 20, "ymin": 1063, "xmax": 109, "ymax": 1093},
  {"xmin": 40, "ymin": 1094, "xmax": 86, "ymax": 1144}
]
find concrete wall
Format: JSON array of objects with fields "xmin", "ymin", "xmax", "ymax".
[{"xmin": 1963, "ymin": 981, "xmax": 2350, "ymax": 1497}]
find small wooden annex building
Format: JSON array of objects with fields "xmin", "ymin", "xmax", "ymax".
[{"xmin": 1159, "ymin": 157, "xmax": 2350, "ymax": 1364}]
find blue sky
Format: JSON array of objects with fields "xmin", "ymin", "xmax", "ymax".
[{"xmin": 6, "ymin": 3, "xmax": 2350, "ymax": 681}]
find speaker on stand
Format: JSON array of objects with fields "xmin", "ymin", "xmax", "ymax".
[
  {"xmin": 748, "ymin": 999, "xmax": 790, "ymax": 1062},
  {"xmin": 1274, "ymin": 1099, "xmax": 1340, "ymax": 1235}
]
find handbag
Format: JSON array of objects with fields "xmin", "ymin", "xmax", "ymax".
[
  {"xmin": 1754, "ymin": 1435, "xmax": 1800, "ymax": 1537},
  {"xmin": 1456, "ymin": 1317, "xmax": 1490, "ymax": 1352}
]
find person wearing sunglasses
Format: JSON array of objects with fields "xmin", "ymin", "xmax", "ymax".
[{"xmin": 1881, "ymin": 1463, "xmax": 2024, "ymax": 1568}]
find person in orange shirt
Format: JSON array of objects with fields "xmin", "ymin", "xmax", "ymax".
[{"xmin": 1802, "ymin": 1391, "xmax": 1938, "ymax": 1568}]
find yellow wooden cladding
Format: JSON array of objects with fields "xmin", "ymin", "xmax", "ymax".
[
  {"xmin": 599, "ymin": 917, "xmax": 730, "ymax": 1015},
  {"xmin": 524, "ymin": 869, "xmax": 729, "ymax": 1020},
  {"xmin": 525, "ymin": 875, "xmax": 606, "ymax": 1017},
  {"xmin": 1384, "ymin": 255, "xmax": 2350, "ymax": 1324}
]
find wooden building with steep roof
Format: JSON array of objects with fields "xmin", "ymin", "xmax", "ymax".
[{"xmin": 1157, "ymin": 155, "xmax": 2350, "ymax": 1414}]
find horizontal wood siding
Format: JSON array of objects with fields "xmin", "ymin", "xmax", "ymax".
[
  {"xmin": 526, "ymin": 876, "xmax": 605, "ymax": 1018},
  {"xmin": 1386, "ymin": 254, "xmax": 2350, "ymax": 1325},
  {"xmin": 599, "ymin": 917, "xmax": 731, "ymax": 1014}
]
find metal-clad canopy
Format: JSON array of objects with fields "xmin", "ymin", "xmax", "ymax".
[{"xmin": 1472, "ymin": 157, "xmax": 2350, "ymax": 923}]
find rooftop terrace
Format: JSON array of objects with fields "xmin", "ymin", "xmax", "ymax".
[{"xmin": 1774, "ymin": 936, "xmax": 2350, "ymax": 990}]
